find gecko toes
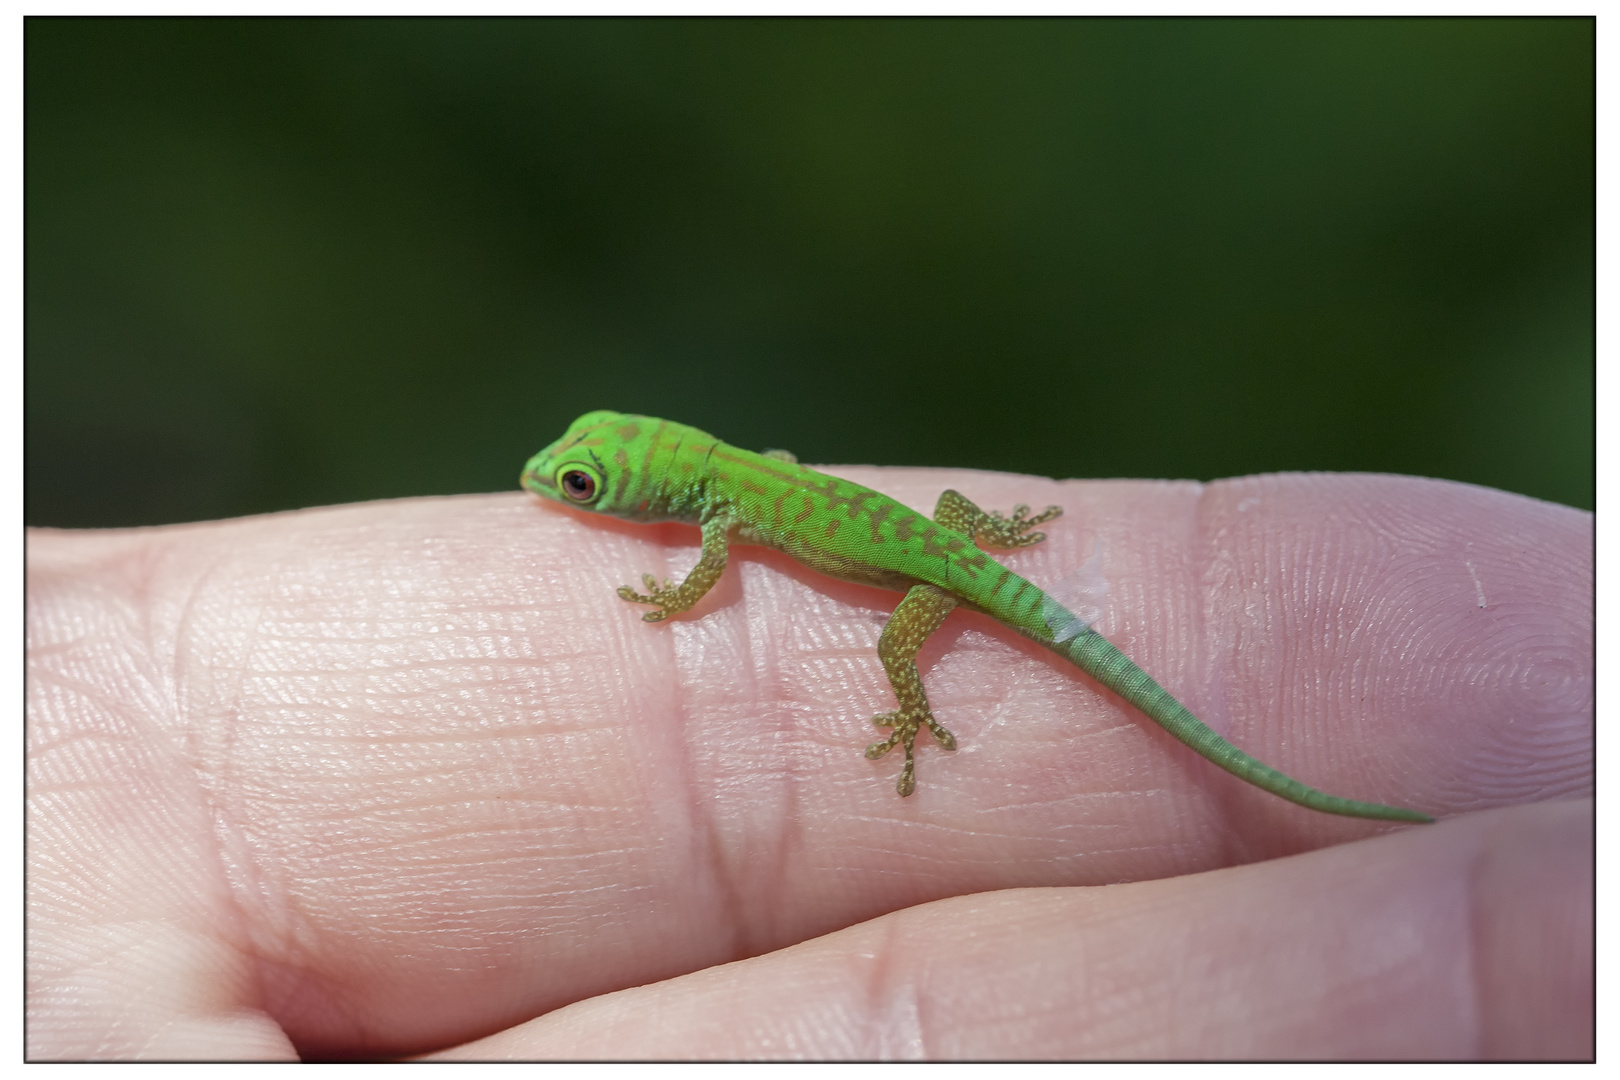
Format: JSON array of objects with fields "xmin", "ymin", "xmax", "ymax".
[{"xmin": 894, "ymin": 756, "xmax": 917, "ymax": 796}]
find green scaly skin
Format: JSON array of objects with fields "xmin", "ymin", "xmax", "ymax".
[{"xmin": 522, "ymin": 410, "xmax": 1433, "ymax": 823}]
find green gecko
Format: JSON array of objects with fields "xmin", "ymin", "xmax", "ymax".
[{"xmin": 522, "ymin": 410, "xmax": 1432, "ymax": 823}]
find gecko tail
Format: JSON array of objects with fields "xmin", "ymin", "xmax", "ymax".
[{"xmin": 1051, "ymin": 625, "xmax": 1433, "ymax": 824}]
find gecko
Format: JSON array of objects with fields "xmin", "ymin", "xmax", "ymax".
[{"xmin": 522, "ymin": 410, "xmax": 1432, "ymax": 823}]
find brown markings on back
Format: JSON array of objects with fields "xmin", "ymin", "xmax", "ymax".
[
  {"xmin": 616, "ymin": 423, "xmax": 640, "ymax": 441},
  {"xmin": 711, "ymin": 447, "xmax": 802, "ymax": 485},
  {"xmin": 820, "ymin": 480, "xmax": 879, "ymax": 519},
  {"xmin": 953, "ymin": 549, "xmax": 990, "ymax": 581},
  {"xmin": 862, "ymin": 500, "xmax": 891, "ymax": 542},
  {"xmin": 703, "ymin": 448, "xmax": 992, "ymax": 589}
]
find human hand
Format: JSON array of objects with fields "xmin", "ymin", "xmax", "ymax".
[{"xmin": 26, "ymin": 471, "xmax": 1592, "ymax": 1059}]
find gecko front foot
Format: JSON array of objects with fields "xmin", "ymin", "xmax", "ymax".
[
  {"xmin": 865, "ymin": 709, "xmax": 956, "ymax": 796},
  {"xmin": 616, "ymin": 574, "xmax": 682, "ymax": 622}
]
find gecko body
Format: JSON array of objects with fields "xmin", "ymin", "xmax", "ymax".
[{"xmin": 523, "ymin": 410, "xmax": 1430, "ymax": 823}]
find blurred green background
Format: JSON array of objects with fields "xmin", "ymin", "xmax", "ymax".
[{"xmin": 27, "ymin": 18, "xmax": 1593, "ymax": 528}]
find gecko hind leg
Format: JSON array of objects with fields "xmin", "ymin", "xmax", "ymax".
[{"xmin": 864, "ymin": 583, "xmax": 960, "ymax": 796}]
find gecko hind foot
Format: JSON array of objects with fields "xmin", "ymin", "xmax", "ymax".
[
  {"xmin": 865, "ymin": 710, "xmax": 956, "ymax": 796},
  {"xmin": 980, "ymin": 503, "xmax": 1064, "ymax": 548}
]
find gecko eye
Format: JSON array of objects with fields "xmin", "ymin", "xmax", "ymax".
[{"xmin": 559, "ymin": 468, "xmax": 600, "ymax": 503}]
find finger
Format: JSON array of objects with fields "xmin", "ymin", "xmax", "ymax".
[
  {"xmin": 435, "ymin": 799, "xmax": 1592, "ymax": 1061},
  {"xmin": 26, "ymin": 535, "xmax": 300, "ymax": 1060},
  {"xmin": 25, "ymin": 472, "xmax": 1590, "ymax": 1057}
]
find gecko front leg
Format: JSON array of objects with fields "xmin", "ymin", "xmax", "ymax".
[
  {"xmin": 865, "ymin": 583, "xmax": 961, "ymax": 796},
  {"xmin": 617, "ymin": 514, "xmax": 733, "ymax": 621}
]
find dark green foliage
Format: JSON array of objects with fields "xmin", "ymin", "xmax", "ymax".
[{"xmin": 26, "ymin": 18, "xmax": 1593, "ymax": 526}]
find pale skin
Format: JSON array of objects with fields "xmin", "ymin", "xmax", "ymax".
[{"xmin": 27, "ymin": 471, "xmax": 1592, "ymax": 1060}]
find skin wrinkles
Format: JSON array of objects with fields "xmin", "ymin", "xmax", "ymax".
[{"xmin": 26, "ymin": 453, "xmax": 1590, "ymax": 1060}]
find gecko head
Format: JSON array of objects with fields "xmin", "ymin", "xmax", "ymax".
[{"xmin": 521, "ymin": 409, "xmax": 645, "ymax": 516}]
